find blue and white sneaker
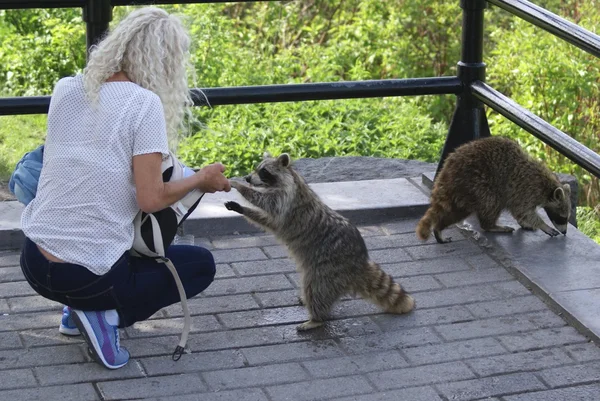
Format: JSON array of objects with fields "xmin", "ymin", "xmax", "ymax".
[
  {"xmin": 71, "ymin": 309, "xmax": 130, "ymax": 369},
  {"xmin": 59, "ymin": 306, "xmax": 81, "ymax": 336}
]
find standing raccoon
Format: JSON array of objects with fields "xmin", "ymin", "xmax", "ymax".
[
  {"xmin": 417, "ymin": 136, "xmax": 571, "ymax": 244},
  {"xmin": 224, "ymin": 152, "xmax": 415, "ymax": 331}
]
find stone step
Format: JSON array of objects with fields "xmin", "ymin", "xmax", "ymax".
[{"xmin": 0, "ymin": 177, "xmax": 430, "ymax": 250}]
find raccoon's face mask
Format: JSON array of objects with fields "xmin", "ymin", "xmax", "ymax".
[
  {"xmin": 244, "ymin": 152, "xmax": 293, "ymax": 188},
  {"xmin": 544, "ymin": 184, "xmax": 571, "ymax": 235}
]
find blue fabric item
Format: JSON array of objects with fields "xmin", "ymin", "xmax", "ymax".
[{"xmin": 9, "ymin": 145, "xmax": 44, "ymax": 206}]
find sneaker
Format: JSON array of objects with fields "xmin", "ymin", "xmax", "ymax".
[
  {"xmin": 71, "ymin": 309, "xmax": 130, "ymax": 369},
  {"xmin": 59, "ymin": 306, "xmax": 81, "ymax": 336}
]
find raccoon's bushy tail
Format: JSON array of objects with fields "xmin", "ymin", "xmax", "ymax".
[
  {"xmin": 416, "ymin": 204, "xmax": 443, "ymax": 241},
  {"xmin": 360, "ymin": 261, "xmax": 415, "ymax": 314}
]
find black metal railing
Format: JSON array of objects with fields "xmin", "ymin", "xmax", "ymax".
[{"xmin": 1, "ymin": 0, "xmax": 600, "ymax": 181}]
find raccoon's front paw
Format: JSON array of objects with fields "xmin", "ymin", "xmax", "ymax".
[
  {"xmin": 229, "ymin": 179, "xmax": 244, "ymax": 190},
  {"xmin": 541, "ymin": 226, "xmax": 561, "ymax": 237},
  {"xmin": 224, "ymin": 201, "xmax": 244, "ymax": 214}
]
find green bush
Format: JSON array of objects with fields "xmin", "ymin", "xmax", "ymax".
[{"xmin": 1, "ymin": 0, "xmax": 600, "ymax": 242}]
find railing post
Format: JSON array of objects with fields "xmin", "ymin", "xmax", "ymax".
[
  {"xmin": 82, "ymin": 0, "xmax": 113, "ymax": 59},
  {"xmin": 435, "ymin": 0, "xmax": 490, "ymax": 177}
]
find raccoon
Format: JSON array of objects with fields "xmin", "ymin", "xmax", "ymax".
[
  {"xmin": 224, "ymin": 152, "xmax": 415, "ymax": 331},
  {"xmin": 417, "ymin": 136, "xmax": 572, "ymax": 244}
]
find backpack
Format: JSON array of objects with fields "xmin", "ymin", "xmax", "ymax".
[{"xmin": 10, "ymin": 146, "xmax": 202, "ymax": 361}]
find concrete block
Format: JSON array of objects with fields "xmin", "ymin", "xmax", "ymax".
[
  {"xmin": 436, "ymin": 372, "xmax": 546, "ymax": 401},
  {"xmin": 203, "ymin": 363, "xmax": 309, "ymax": 390},
  {"xmin": 302, "ymin": 351, "xmax": 408, "ymax": 379},
  {"xmin": 368, "ymin": 361, "xmax": 476, "ymax": 390},
  {"xmin": 97, "ymin": 373, "xmax": 205, "ymax": 400},
  {"xmin": 403, "ymin": 337, "xmax": 506, "ymax": 366}
]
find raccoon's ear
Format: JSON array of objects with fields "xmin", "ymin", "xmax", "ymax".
[
  {"xmin": 277, "ymin": 153, "xmax": 291, "ymax": 167},
  {"xmin": 263, "ymin": 151, "xmax": 272, "ymax": 160},
  {"xmin": 553, "ymin": 186, "xmax": 566, "ymax": 201},
  {"xmin": 562, "ymin": 183, "xmax": 571, "ymax": 195}
]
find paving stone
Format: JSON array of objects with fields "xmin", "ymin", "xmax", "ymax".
[
  {"xmin": 464, "ymin": 253, "xmax": 503, "ymax": 269},
  {"xmin": 0, "ymin": 310, "xmax": 65, "ymax": 331},
  {"xmin": 118, "ymin": 335, "xmax": 181, "ymax": 358},
  {"xmin": 380, "ymin": 258, "xmax": 473, "ymax": 278},
  {"xmin": 565, "ymin": 342, "xmax": 600, "ymax": 362},
  {"xmin": 330, "ymin": 386, "xmax": 443, "ymax": 401},
  {"xmin": 215, "ymin": 263, "xmax": 237, "ymax": 279},
  {"xmin": 436, "ymin": 372, "xmax": 546, "ymax": 400},
  {"xmin": 0, "ymin": 344, "xmax": 85, "ymax": 369},
  {"xmin": 380, "ymin": 218, "xmax": 421, "ymax": 235},
  {"xmin": 404, "ymin": 240, "xmax": 482, "ymax": 260},
  {"xmin": 403, "ymin": 337, "xmax": 507, "ymax": 365},
  {"xmin": 330, "ymin": 299, "xmax": 382, "ymax": 318},
  {"xmin": 211, "ymin": 247, "xmax": 267, "ymax": 264},
  {"xmin": 232, "ymin": 258, "xmax": 296, "ymax": 276},
  {"xmin": 498, "ymin": 326, "xmax": 588, "ymax": 352},
  {"xmin": 397, "ymin": 275, "xmax": 443, "ymax": 292},
  {"xmin": 0, "ymin": 266, "xmax": 24, "ymax": 282},
  {"xmin": 371, "ymin": 305, "xmax": 473, "ymax": 331},
  {"xmin": 302, "ymin": 350, "xmax": 408, "ymax": 378},
  {"xmin": 97, "ymin": 373, "xmax": 206, "ymax": 400},
  {"xmin": 539, "ymin": 361, "xmax": 600, "ymax": 387},
  {"xmin": 338, "ymin": 327, "xmax": 441, "ymax": 354},
  {"xmin": 218, "ymin": 306, "xmax": 307, "ymax": 329},
  {"xmin": 125, "ymin": 315, "xmax": 222, "ymax": 337},
  {"xmin": 7, "ymin": 295, "xmax": 61, "ymax": 313},
  {"xmin": 413, "ymin": 283, "xmax": 518, "ymax": 309},
  {"xmin": 365, "ymin": 233, "xmax": 426, "ymax": 249},
  {"xmin": 255, "ymin": 289, "xmax": 301, "ymax": 308},
  {"xmin": 368, "ymin": 247, "xmax": 412, "ymax": 263},
  {"xmin": 434, "ymin": 268, "xmax": 514, "ymax": 287},
  {"xmin": 503, "ymin": 383, "xmax": 600, "ymax": 401},
  {"xmin": 436, "ymin": 311, "xmax": 566, "ymax": 341},
  {"xmin": 241, "ymin": 339, "xmax": 345, "ymax": 365},
  {"xmin": 0, "ymin": 298, "xmax": 8, "ymax": 314},
  {"xmin": 20, "ymin": 327, "xmax": 84, "ymax": 347},
  {"xmin": 211, "ymin": 235, "xmax": 279, "ymax": 249},
  {"xmin": 286, "ymin": 272, "xmax": 301, "ymax": 288},
  {"xmin": 163, "ymin": 294, "xmax": 259, "ymax": 317},
  {"xmin": 141, "ymin": 349, "xmax": 245, "ymax": 375},
  {"xmin": 262, "ymin": 245, "xmax": 289, "ymax": 259},
  {"xmin": 203, "ymin": 275, "xmax": 293, "ymax": 296},
  {"xmin": 465, "ymin": 295, "xmax": 548, "ymax": 318},
  {"xmin": 188, "ymin": 317, "xmax": 380, "ymax": 353},
  {"xmin": 35, "ymin": 361, "xmax": 145, "ymax": 385},
  {"xmin": 0, "ymin": 331, "xmax": 22, "ymax": 350},
  {"xmin": 204, "ymin": 362, "xmax": 309, "ymax": 390},
  {"xmin": 158, "ymin": 388, "xmax": 269, "ymax": 401},
  {"xmin": 466, "ymin": 348, "xmax": 572, "ymax": 376},
  {"xmin": 266, "ymin": 375, "xmax": 373, "ymax": 401},
  {"xmin": 0, "ymin": 281, "xmax": 36, "ymax": 297},
  {"xmin": 0, "ymin": 368, "xmax": 36, "ymax": 390},
  {"xmin": 368, "ymin": 361, "xmax": 476, "ymax": 390},
  {"xmin": 0, "ymin": 383, "xmax": 99, "ymax": 401},
  {"xmin": 0, "ymin": 252, "xmax": 20, "ymax": 267},
  {"xmin": 193, "ymin": 237, "xmax": 213, "ymax": 250},
  {"xmin": 493, "ymin": 280, "xmax": 534, "ymax": 296}
]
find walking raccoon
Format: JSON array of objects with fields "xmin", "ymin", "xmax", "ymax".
[
  {"xmin": 417, "ymin": 136, "xmax": 571, "ymax": 244},
  {"xmin": 224, "ymin": 152, "xmax": 415, "ymax": 331}
]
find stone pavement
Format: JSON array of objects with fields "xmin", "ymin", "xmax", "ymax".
[{"xmin": 1, "ymin": 217, "xmax": 600, "ymax": 401}]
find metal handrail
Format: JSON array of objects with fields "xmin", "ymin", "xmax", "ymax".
[{"xmin": 487, "ymin": 0, "xmax": 600, "ymax": 59}]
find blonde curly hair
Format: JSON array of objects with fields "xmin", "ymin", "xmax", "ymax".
[{"xmin": 83, "ymin": 7, "xmax": 195, "ymax": 152}]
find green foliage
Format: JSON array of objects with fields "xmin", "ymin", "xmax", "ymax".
[{"xmin": 1, "ymin": 0, "xmax": 600, "ymax": 242}]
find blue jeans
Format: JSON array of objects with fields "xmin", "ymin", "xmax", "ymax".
[{"xmin": 20, "ymin": 237, "xmax": 216, "ymax": 328}]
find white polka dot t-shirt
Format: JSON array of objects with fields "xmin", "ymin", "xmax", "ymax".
[{"xmin": 21, "ymin": 74, "xmax": 170, "ymax": 275}]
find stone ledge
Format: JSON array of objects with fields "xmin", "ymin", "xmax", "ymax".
[{"xmin": 0, "ymin": 177, "xmax": 432, "ymax": 249}]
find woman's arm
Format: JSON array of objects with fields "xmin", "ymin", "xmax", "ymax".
[{"xmin": 133, "ymin": 152, "xmax": 231, "ymax": 213}]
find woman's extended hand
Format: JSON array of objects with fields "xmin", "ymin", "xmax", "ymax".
[{"xmin": 197, "ymin": 163, "xmax": 231, "ymax": 193}]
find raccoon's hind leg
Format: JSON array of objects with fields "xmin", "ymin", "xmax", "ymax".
[
  {"xmin": 359, "ymin": 261, "xmax": 415, "ymax": 315},
  {"xmin": 477, "ymin": 203, "xmax": 514, "ymax": 233},
  {"xmin": 433, "ymin": 206, "xmax": 470, "ymax": 243},
  {"xmin": 297, "ymin": 275, "xmax": 342, "ymax": 332}
]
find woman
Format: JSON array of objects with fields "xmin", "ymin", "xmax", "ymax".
[{"xmin": 18, "ymin": 7, "xmax": 230, "ymax": 370}]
